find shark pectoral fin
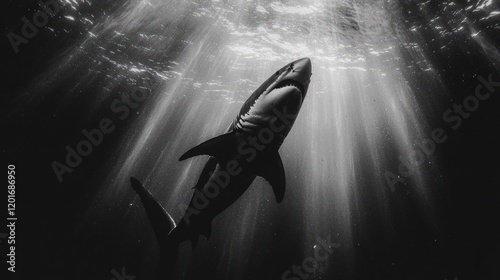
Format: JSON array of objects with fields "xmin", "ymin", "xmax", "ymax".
[
  {"xmin": 179, "ymin": 132, "xmax": 236, "ymax": 161},
  {"xmin": 254, "ymin": 151, "xmax": 286, "ymax": 203}
]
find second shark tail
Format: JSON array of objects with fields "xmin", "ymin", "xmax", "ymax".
[{"xmin": 130, "ymin": 177, "xmax": 179, "ymax": 277}]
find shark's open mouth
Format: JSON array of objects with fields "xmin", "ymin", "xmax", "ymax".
[{"xmin": 273, "ymin": 79, "xmax": 304, "ymax": 94}]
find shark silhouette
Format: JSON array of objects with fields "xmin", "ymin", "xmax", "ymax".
[{"xmin": 130, "ymin": 57, "xmax": 312, "ymax": 273}]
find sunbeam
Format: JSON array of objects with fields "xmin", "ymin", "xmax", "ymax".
[{"xmin": 4, "ymin": 0, "xmax": 500, "ymax": 279}]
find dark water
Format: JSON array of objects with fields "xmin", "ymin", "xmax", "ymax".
[{"xmin": 3, "ymin": 0, "xmax": 500, "ymax": 279}]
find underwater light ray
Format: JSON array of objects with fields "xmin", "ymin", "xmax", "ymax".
[
  {"xmin": 10, "ymin": 0, "xmax": 498, "ymax": 278},
  {"xmin": 64, "ymin": 1, "xmax": 438, "ymax": 277}
]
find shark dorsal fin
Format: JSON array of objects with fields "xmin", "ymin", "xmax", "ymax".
[
  {"xmin": 179, "ymin": 132, "xmax": 236, "ymax": 162},
  {"xmin": 253, "ymin": 150, "xmax": 286, "ymax": 203}
]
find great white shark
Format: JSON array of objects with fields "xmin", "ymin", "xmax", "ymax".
[{"xmin": 130, "ymin": 57, "xmax": 312, "ymax": 272}]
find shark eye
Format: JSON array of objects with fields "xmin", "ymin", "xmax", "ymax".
[{"xmin": 275, "ymin": 71, "xmax": 279, "ymax": 75}]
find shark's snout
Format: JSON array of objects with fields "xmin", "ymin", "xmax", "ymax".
[
  {"xmin": 293, "ymin": 57, "xmax": 312, "ymax": 77},
  {"xmin": 284, "ymin": 57, "xmax": 312, "ymax": 95}
]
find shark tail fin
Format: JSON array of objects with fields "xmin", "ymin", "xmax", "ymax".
[{"xmin": 130, "ymin": 177, "xmax": 179, "ymax": 275}]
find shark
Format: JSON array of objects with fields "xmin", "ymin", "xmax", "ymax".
[{"xmin": 130, "ymin": 57, "xmax": 312, "ymax": 272}]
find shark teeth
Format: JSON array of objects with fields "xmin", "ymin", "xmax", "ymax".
[{"xmin": 273, "ymin": 79, "xmax": 304, "ymax": 93}]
